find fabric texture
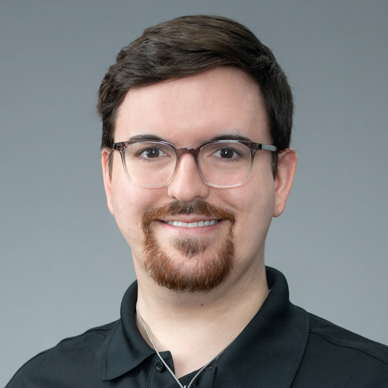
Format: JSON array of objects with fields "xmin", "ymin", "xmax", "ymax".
[{"xmin": 6, "ymin": 267, "xmax": 388, "ymax": 387}]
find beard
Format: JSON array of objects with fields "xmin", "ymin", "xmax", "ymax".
[{"xmin": 141, "ymin": 200, "xmax": 235, "ymax": 292}]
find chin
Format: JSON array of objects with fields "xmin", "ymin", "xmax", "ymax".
[{"xmin": 143, "ymin": 238, "xmax": 234, "ymax": 293}]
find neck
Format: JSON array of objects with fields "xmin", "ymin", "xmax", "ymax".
[{"xmin": 135, "ymin": 263, "xmax": 269, "ymax": 378}]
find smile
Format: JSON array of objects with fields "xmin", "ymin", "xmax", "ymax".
[{"xmin": 164, "ymin": 220, "xmax": 220, "ymax": 228}]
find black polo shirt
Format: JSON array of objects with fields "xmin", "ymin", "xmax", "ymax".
[{"xmin": 7, "ymin": 267, "xmax": 388, "ymax": 387}]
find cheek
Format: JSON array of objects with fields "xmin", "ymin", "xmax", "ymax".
[
  {"xmin": 226, "ymin": 174, "xmax": 275, "ymax": 252},
  {"xmin": 110, "ymin": 181, "xmax": 162, "ymax": 247},
  {"xmin": 227, "ymin": 173, "xmax": 275, "ymax": 218}
]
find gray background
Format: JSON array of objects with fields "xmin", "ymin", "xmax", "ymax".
[{"xmin": 1, "ymin": 0, "xmax": 387, "ymax": 385}]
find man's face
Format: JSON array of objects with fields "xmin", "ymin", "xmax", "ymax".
[{"xmin": 102, "ymin": 67, "xmax": 296, "ymax": 293}]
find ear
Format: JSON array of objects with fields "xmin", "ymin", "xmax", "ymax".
[
  {"xmin": 101, "ymin": 149, "xmax": 114, "ymax": 215},
  {"xmin": 273, "ymin": 148, "xmax": 297, "ymax": 217}
]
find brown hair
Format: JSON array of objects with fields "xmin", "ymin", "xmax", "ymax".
[{"xmin": 97, "ymin": 15, "xmax": 293, "ymax": 156}]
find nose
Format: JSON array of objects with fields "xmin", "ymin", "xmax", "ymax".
[{"xmin": 167, "ymin": 153, "xmax": 210, "ymax": 202}]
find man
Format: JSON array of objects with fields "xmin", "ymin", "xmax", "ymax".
[{"xmin": 7, "ymin": 15, "xmax": 388, "ymax": 388}]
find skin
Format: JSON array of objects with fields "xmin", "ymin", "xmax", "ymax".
[{"xmin": 102, "ymin": 66, "xmax": 297, "ymax": 377}]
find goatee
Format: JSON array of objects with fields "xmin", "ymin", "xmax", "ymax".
[{"xmin": 141, "ymin": 200, "xmax": 235, "ymax": 292}]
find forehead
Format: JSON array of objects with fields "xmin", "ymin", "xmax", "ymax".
[{"xmin": 115, "ymin": 67, "xmax": 270, "ymax": 145}]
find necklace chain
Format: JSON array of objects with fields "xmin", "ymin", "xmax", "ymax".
[{"xmin": 136, "ymin": 303, "xmax": 236, "ymax": 388}]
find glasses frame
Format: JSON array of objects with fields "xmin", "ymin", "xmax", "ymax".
[{"xmin": 111, "ymin": 139, "xmax": 278, "ymax": 188}]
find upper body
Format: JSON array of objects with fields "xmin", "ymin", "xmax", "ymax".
[
  {"xmin": 7, "ymin": 15, "xmax": 388, "ymax": 387},
  {"xmin": 7, "ymin": 268, "xmax": 388, "ymax": 387}
]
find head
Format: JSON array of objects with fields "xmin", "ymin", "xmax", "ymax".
[
  {"xmin": 98, "ymin": 16, "xmax": 297, "ymax": 293},
  {"xmin": 97, "ymin": 15, "xmax": 293, "ymax": 163}
]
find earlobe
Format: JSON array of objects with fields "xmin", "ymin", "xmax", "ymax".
[
  {"xmin": 101, "ymin": 149, "xmax": 114, "ymax": 215},
  {"xmin": 273, "ymin": 148, "xmax": 297, "ymax": 218}
]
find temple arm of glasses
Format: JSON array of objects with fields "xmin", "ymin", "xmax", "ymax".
[{"xmin": 260, "ymin": 144, "xmax": 277, "ymax": 152}]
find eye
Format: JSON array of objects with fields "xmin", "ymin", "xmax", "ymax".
[
  {"xmin": 138, "ymin": 147, "xmax": 167, "ymax": 159},
  {"xmin": 213, "ymin": 147, "xmax": 241, "ymax": 159}
]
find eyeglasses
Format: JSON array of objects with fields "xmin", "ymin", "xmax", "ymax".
[{"xmin": 111, "ymin": 139, "xmax": 277, "ymax": 188}]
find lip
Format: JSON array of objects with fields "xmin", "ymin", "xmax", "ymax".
[
  {"xmin": 161, "ymin": 216, "xmax": 220, "ymax": 223},
  {"xmin": 157, "ymin": 218, "xmax": 224, "ymax": 235},
  {"xmin": 164, "ymin": 220, "xmax": 219, "ymax": 228}
]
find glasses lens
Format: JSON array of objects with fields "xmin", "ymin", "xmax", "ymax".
[
  {"xmin": 199, "ymin": 142, "xmax": 251, "ymax": 187},
  {"xmin": 124, "ymin": 142, "xmax": 176, "ymax": 187}
]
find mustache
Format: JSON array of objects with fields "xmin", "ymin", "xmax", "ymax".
[{"xmin": 142, "ymin": 200, "xmax": 235, "ymax": 233}]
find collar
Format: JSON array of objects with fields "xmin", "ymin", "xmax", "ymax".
[
  {"xmin": 102, "ymin": 280, "xmax": 153, "ymax": 380},
  {"xmin": 102, "ymin": 267, "xmax": 310, "ymax": 387}
]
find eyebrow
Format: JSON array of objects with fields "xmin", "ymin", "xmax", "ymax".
[
  {"xmin": 128, "ymin": 134, "xmax": 164, "ymax": 142},
  {"xmin": 128, "ymin": 133, "xmax": 254, "ymax": 143},
  {"xmin": 209, "ymin": 134, "xmax": 253, "ymax": 142}
]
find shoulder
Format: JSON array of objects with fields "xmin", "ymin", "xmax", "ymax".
[
  {"xmin": 308, "ymin": 313, "xmax": 388, "ymax": 364},
  {"xmin": 6, "ymin": 321, "xmax": 118, "ymax": 388},
  {"xmin": 293, "ymin": 313, "xmax": 388, "ymax": 386}
]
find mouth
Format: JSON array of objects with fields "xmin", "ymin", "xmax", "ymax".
[
  {"xmin": 162, "ymin": 219, "xmax": 220, "ymax": 228},
  {"xmin": 142, "ymin": 200, "xmax": 235, "ymax": 237}
]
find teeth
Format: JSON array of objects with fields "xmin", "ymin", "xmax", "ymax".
[{"xmin": 167, "ymin": 220, "xmax": 219, "ymax": 228}]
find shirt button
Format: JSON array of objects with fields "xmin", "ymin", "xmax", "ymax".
[{"xmin": 155, "ymin": 360, "xmax": 164, "ymax": 373}]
